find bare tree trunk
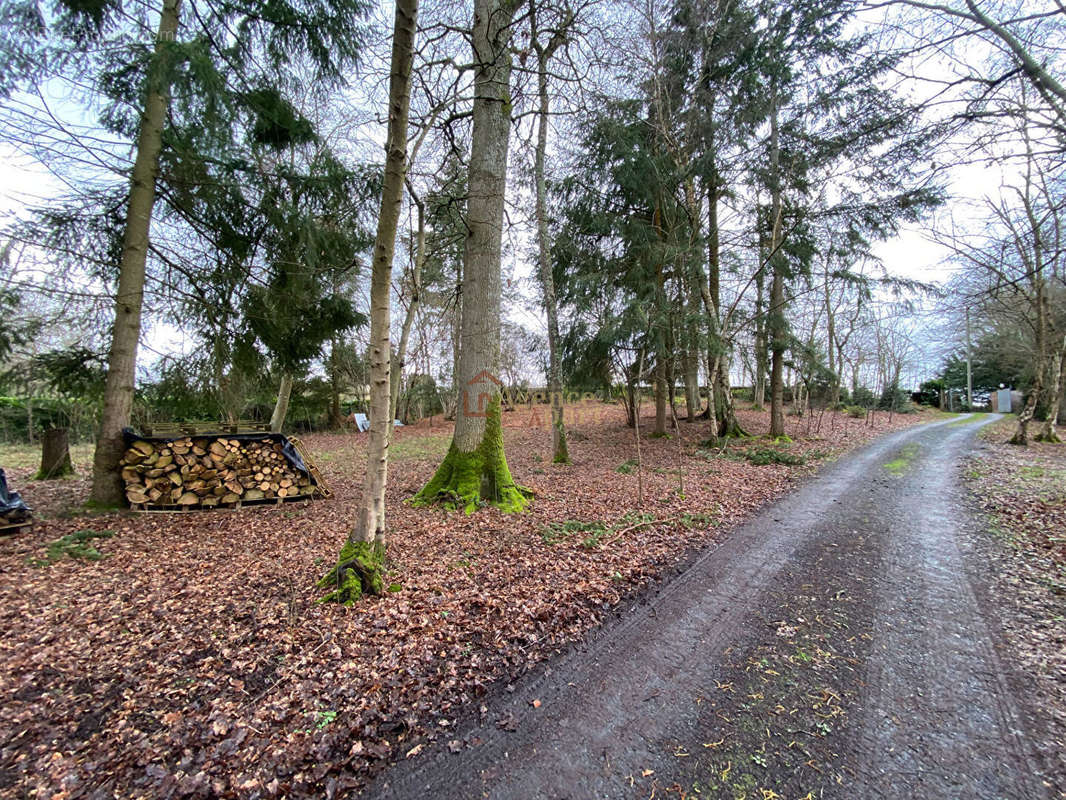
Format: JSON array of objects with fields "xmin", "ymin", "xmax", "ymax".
[
  {"xmin": 414, "ymin": 0, "xmax": 527, "ymax": 512},
  {"xmin": 703, "ymin": 349, "xmax": 718, "ymax": 428},
  {"xmin": 654, "ymin": 356, "xmax": 668, "ymax": 436},
  {"xmin": 320, "ymin": 0, "xmax": 418, "ymax": 604},
  {"xmin": 89, "ymin": 0, "xmax": 181, "ymax": 506},
  {"xmin": 1012, "ymin": 277, "xmax": 1048, "ymax": 445},
  {"xmin": 634, "ymin": 349, "xmax": 645, "ymax": 505},
  {"xmin": 824, "ymin": 273, "xmax": 840, "ymax": 407},
  {"xmin": 39, "ymin": 428, "xmax": 74, "ymax": 479},
  {"xmin": 446, "ymin": 271, "xmax": 462, "ymax": 420},
  {"xmin": 1037, "ymin": 334, "xmax": 1065, "ymax": 443},
  {"xmin": 269, "ymin": 372, "xmax": 293, "ymax": 433},
  {"xmin": 684, "ymin": 344, "xmax": 700, "ymax": 420},
  {"xmin": 390, "ymin": 189, "xmax": 425, "ymax": 423},
  {"xmin": 767, "ymin": 99, "xmax": 787, "ymax": 439},
  {"xmin": 328, "ymin": 336, "xmax": 344, "ymax": 429},
  {"xmin": 532, "ymin": 14, "xmax": 570, "ymax": 463},
  {"xmin": 683, "ymin": 240, "xmax": 701, "ymax": 421},
  {"xmin": 753, "ymin": 258, "xmax": 767, "ymax": 410},
  {"xmin": 625, "ymin": 373, "xmax": 638, "ymax": 428}
]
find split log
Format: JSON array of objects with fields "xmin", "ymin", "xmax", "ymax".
[{"xmin": 118, "ymin": 435, "xmax": 323, "ymax": 509}]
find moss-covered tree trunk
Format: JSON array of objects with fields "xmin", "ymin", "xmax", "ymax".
[
  {"xmin": 89, "ymin": 0, "xmax": 181, "ymax": 506},
  {"xmin": 319, "ymin": 0, "xmax": 418, "ymax": 604},
  {"xmin": 413, "ymin": 0, "xmax": 527, "ymax": 513}
]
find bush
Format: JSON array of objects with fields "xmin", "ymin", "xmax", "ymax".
[
  {"xmin": 915, "ymin": 379, "xmax": 944, "ymax": 407},
  {"xmin": 846, "ymin": 405, "xmax": 867, "ymax": 419},
  {"xmin": 852, "ymin": 386, "xmax": 876, "ymax": 408},
  {"xmin": 879, "ymin": 383, "xmax": 911, "ymax": 413},
  {"xmin": 745, "ymin": 447, "xmax": 805, "ymax": 466}
]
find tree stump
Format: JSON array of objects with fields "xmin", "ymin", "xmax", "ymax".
[{"xmin": 38, "ymin": 428, "xmax": 74, "ymax": 479}]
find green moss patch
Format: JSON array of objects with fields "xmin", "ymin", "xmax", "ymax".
[
  {"xmin": 317, "ymin": 539, "xmax": 385, "ymax": 605},
  {"xmin": 744, "ymin": 446, "xmax": 805, "ymax": 466},
  {"xmin": 883, "ymin": 443, "xmax": 920, "ymax": 476},
  {"xmin": 412, "ymin": 396, "xmax": 532, "ymax": 513}
]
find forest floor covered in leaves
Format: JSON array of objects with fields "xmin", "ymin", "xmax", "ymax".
[
  {"xmin": 962, "ymin": 418, "xmax": 1066, "ymax": 792},
  {"xmin": 0, "ymin": 402, "xmax": 932, "ymax": 799}
]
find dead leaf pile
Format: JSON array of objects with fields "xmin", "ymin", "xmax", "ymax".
[
  {"xmin": 0, "ymin": 404, "xmax": 929, "ymax": 799},
  {"xmin": 963, "ymin": 418, "xmax": 1066, "ymax": 787}
]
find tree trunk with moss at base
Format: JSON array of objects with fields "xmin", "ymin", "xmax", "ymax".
[
  {"xmin": 413, "ymin": 0, "xmax": 528, "ymax": 512},
  {"xmin": 319, "ymin": 0, "xmax": 418, "ymax": 604},
  {"xmin": 414, "ymin": 395, "xmax": 528, "ymax": 512},
  {"xmin": 705, "ymin": 180, "xmax": 747, "ymax": 440},
  {"xmin": 89, "ymin": 0, "xmax": 181, "ymax": 506}
]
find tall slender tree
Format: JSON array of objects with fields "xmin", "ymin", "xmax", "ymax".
[
  {"xmin": 89, "ymin": 0, "xmax": 182, "ymax": 505},
  {"xmin": 319, "ymin": 0, "xmax": 420, "ymax": 603},
  {"xmin": 531, "ymin": 0, "xmax": 574, "ymax": 464}
]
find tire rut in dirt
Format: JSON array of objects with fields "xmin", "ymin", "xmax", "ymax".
[
  {"xmin": 848, "ymin": 419, "xmax": 1049, "ymax": 799},
  {"xmin": 372, "ymin": 417, "xmax": 1050, "ymax": 799}
]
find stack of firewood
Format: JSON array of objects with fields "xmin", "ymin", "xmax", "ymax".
[{"xmin": 120, "ymin": 436, "xmax": 320, "ymax": 508}]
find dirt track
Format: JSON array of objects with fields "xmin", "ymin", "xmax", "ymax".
[{"xmin": 370, "ymin": 414, "xmax": 1057, "ymax": 799}]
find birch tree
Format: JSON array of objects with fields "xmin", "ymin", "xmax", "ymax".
[{"xmin": 319, "ymin": 0, "xmax": 420, "ymax": 603}]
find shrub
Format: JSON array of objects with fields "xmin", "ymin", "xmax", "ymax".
[
  {"xmin": 852, "ymin": 386, "xmax": 876, "ymax": 408},
  {"xmin": 846, "ymin": 405, "xmax": 867, "ymax": 419},
  {"xmin": 878, "ymin": 382, "xmax": 911, "ymax": 412},
  {"xmin": 745, "ymin": 447, "xmax": 805, "ymax": 466}
]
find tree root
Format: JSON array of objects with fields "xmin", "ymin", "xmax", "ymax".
[{"xmin": 317, "ymin": 539, "xmax": 385, "ymax": 605}]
